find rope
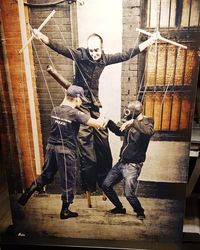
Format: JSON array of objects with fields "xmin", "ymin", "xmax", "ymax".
[
  {"xmin": 161, "ymin": 47, "xmax": 181, "ymax": 107},
  {"xmin": 135, "ymin": 0, "xmax": 159, "ymax": 198},
  {"xmin": 32, "ymin": 39, "xmax": 69, "ymax": 202},
  {"xmin": 52, "ymin": 16, "xmax": 103, "ymax": 199},
  {"xmin": 42, "ymin": 42, "xmax": 70, "ymax": 200}
]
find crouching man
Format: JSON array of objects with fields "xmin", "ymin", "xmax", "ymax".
[{"xmin": 102, "ymin": 101, "xmax": 154, "ymax": 220}]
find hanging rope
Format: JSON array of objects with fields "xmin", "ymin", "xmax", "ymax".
[
  {"xmin": 161, "ymin": 46, "xmax": 181, "ymax": 107},
  {"xmin": 135, "ymin": 0, "xmax": 160, "ymax": 198},
  {"xmin": 32, "ymin": 36, "xmax": 70, "ymax": 202},
  {"xmin": 137, "ymin": 46, "xmax": 151, "ymax": 103}
]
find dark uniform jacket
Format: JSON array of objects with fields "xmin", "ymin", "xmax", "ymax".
[
  {"xmin": 107, "ymin": 117, "xmax": 154, "ymax": 164},
  {"xmin": 48, "ymin": 40, "xmax": 141, "ymax": 108},
  {"xmin": 48, "ymin": 105, "xmax": 90, "ymax": 150}
]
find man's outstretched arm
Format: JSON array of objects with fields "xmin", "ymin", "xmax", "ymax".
[
  {"xmin": 32, "ymin": 29, "xmax": 77, "ymax": 59},
  {"xmin": 105, "ymin": 31, "xmax": 160, "ymax": 65}
]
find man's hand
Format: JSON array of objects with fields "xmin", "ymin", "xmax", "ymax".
[
  {"xmin": 102, "ymin": 117, "xmax": 109, "ymax": 128},
  {"xmin": 32, "ymin": 29, "xmax": 41, "ymax": 40},
  {"xmin": 152, "ymin": 31, "xmax": 161, "ymax": 40},
  {"xmin": 97, "ymin": 116, "xmax": 109, "ymax": 129},
  {"xmin": 147, "ymin": 31, "xmax": 161, "ymax": 45},
  {"xmin": 32, "ymin": 29, "xmax": 49, "ymax": 44},
  {"xmin": 120, "ymin": 119, "xmax": 134, "ymax": 131},
  {"xmin": 139, "ymin": 31, "xmax": 161, "ymax": 52}
]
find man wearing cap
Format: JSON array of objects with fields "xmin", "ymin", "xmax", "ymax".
[
  {"xmin": 18, "ymin": 85, "xmax": 105, "ymax": 219},
  {"xmin": 32, "ymin": 29, "xmax": 159, "ymax": 194},
  {"xmin": 102, "ymin": 101, "xmax": 154, "ymax": 220}
]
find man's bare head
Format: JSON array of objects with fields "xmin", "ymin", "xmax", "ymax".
[{"xmin": 87, "ymin": 33, "xmax": 103, "ymax": 61}]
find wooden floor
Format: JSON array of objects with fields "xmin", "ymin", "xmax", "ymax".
[
  {"xmin": 0, "ymin": 193, "xmax": 199, "ymax": 249},
  {"xmin": 9, "ymin": 193, "xmax": 185, "ymax": 241}
]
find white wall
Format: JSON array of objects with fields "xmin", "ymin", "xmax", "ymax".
[{"xmin": 77, "ymin": 0, "xmax": 122, "ymax": 163}]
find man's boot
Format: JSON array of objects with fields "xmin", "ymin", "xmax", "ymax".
[
  {"xmin": 60, "ymin": 200, "xmax": 78, "ymax": 219},
  {"xmin": 18, "ymin": 181, "xmax": 43, "ymax": 206}
]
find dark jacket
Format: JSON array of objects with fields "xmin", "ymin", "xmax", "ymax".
[
  {"xmin": 107, "ymin": 117, "xmax": 154, "ymax": 164},
  {"xmin": 48, "ymin": 105, "xmax": 90, "ymax": 149},
  {"xmin": 48, "ymin": 40, "xmax": 140, "ymax": 106}
]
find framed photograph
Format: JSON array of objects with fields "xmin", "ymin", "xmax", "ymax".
[{"xmin": 0, "ymin": 0, "xmax": 199, "ymax": 249}]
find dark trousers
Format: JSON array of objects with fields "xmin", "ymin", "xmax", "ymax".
[
  {"xmin": 36, "ymin": 144, "xmax": 76, "ymax": 203},
  {"xmin": 78, "ymin": 105, "xmax": 113, "ymax": 192},
  {"xmin": 102, "ymin": 161, "xmax": 144, "ymax": 214}
]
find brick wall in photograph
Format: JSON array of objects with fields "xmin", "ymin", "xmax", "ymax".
[{"xmin": 121, "ymin": 0, "xmax": 141, "ymax": 112}]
